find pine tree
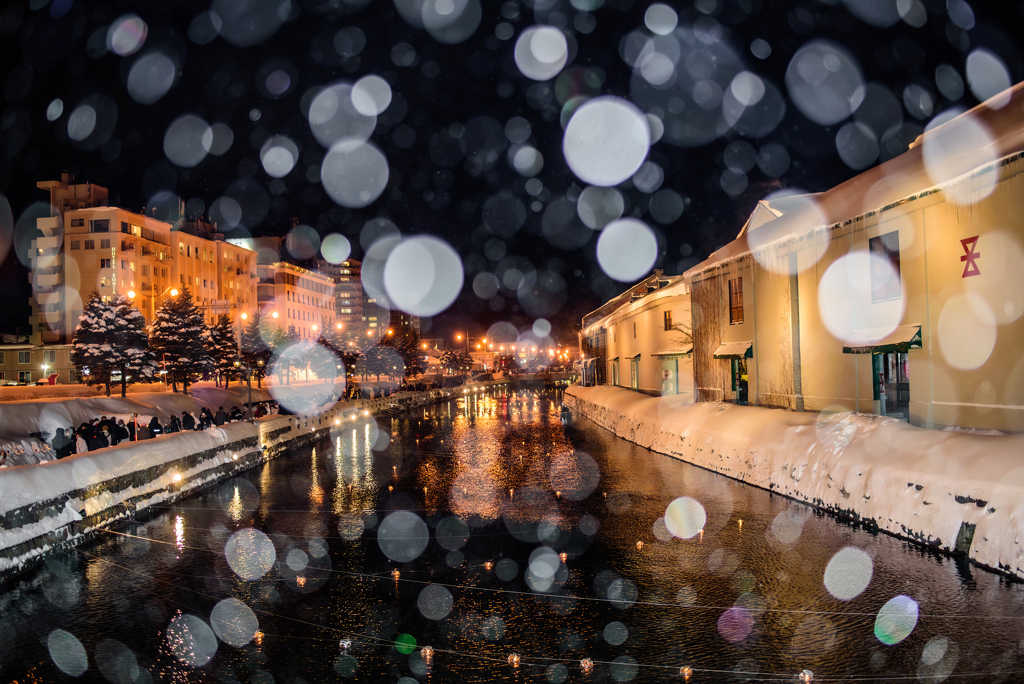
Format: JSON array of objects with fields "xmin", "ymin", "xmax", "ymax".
[
  {"xmin": 149, "ymin": 287, "xmax": 213, "ymax": 395},
  {"xmin": 111, "ymin": 294, "xmax": 160, "ymax": 397},
  {"xmin": 308, "ymin": 336, "xmax": 341, "ymax": 384},
  {"xmin": 439, "ymin": 348, "xmax": 459, "ymax": 374},
  {"xmin": 71, "ymin": 293, "xmax": 118, "ymax": 396},
  {"xmin": 383, "ymin": 328, "xmax": 424, "ymax": 378},
  {"xmin": 240, "ymin": 310, "xmax": 273, "ymax": 388},
  {"xmin": 207, "ymin": 314, "xmax": 239, "ymax": 387},
  {"xmin": 71, "ymin": 293, "xmax": 159, "ymax": 397}
]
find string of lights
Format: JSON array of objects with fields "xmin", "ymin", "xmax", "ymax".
[{"xmin": 97, "ymin": 528, "xmax": 1024, "ymax": 622}]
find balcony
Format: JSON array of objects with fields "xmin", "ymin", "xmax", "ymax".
[
  {"xmin": 36, "ymin": 235, "xmax": 61, "ymax": 252},
  {"xmin": 120, "ymin": 241, "xmax": 136, "ymax": 252},
  {"xmin": 34, "ymin": 272, "xmax": 61, "ymax": 289}
]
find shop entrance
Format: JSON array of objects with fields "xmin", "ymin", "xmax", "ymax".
[{"xmin": 873, "ymin": 351, "xmax": 909, "ymax": 420}]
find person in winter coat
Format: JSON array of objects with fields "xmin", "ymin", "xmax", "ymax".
[
  {"xmin": 51, "ymin": 428, "xmax": 68, "ymax": 457},
  {"xmin": 168, "ymin": 414, "xmax": 181, "ymax": 433},
  {"xmin": 148, "ymin": 416, "xmax": 163, "ymax": 437},
  {"xmin": 181, "ymin": 411, "xmax": 196, "ymax": 431},
  {"xmin": 137, "ymin": 423, "xmax": 151, "ymax": 440},
  {"xmin": 214, "ymin": 407, "xmax": 227, "ymax": 426},
  {"xmin": 228, "ymin": 406, "xmax": 242, "ymax": 421},
  {"xmin": 76, "ymin": 431, "xmax": 88, "ymax": 453},
  {"xmin": 128, "ymin": 414, "xmax": 139, "ymax": 441},
  {"xmin": 116, "ymin": 420, "xmax": 129, "ymax": 443},
  {"xmin": 198, "ymin": 408, "xmax": 211, "ymax": 429}
]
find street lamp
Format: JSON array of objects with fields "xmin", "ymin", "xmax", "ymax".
[{"xmin": 233, "ymin": 356, "xmax": 253, "ymax": 422}]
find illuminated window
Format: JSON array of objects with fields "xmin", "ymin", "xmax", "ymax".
[
  {"xmin": 664, "ymin": 310, "xmax": 673, "ymax": 330},
  {"xmin": 869, "ymin": 231, "xmax": 901, "ymax": 302},
  {"xmin": 729, "ymin": 278, "xmax": 743, "ymax": 325}
]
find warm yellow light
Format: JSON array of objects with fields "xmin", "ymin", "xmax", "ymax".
[
  {"xmin": 312, "ymin": 324, "xmax": 318, "ymax": 330},
  {"xmin": 172, "ymin": 473, "xmax": 182, "ymax": 483},
  {"xmin": 241, "ymin": 312, "xmax": 248, "ymax": 320},
  {"xmin": 127, "ymin": 290, "xmax": 136, "ymax": 299},
  {"xmin": 387, "ymin": 329, "xmax": 393, "ymax": 335},
  {"xmin": 456, "ymin": 334, "xmax": 462, "ymax": 340},
  {"xmin": 421, "ymin": 343, "xmax": 427, "ymax": 349},
  {"xmin": 336, "ymin": 323, "xmax": 342, "ymax": 329},
  {"xmin": 170, "ymin": 289, "xmax": 178, "ymax": 296},
  {"xmin": 272, "ymin": 311, "xmax": 279, "ymax": 318}
]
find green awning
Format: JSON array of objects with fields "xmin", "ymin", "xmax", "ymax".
[
  {"xmin": 842, "ymin": 324, "xmax": 922, "ymax": 354},
  {"xmin": 713, "ymin": 341, "xmax": 752, "ymax": 359}
]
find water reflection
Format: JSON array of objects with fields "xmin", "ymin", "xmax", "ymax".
[{"xmin": 1, "ymin": 387, "xmax": 1022, "ymax": 683}]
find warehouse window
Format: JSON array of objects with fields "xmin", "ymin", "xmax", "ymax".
[
  {"xmin": 729, "ymin": 277, "xmax": 743, "ymax": 325},
  {"xmin": 869, "ymin": 231, "xmax": 901, "ymax": 302}
]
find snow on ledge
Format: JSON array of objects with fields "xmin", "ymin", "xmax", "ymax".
[{"xmin": 564, "ymin": 384, "xmax": 1024, "ymax": 580}]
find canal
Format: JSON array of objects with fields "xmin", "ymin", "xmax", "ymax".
[{"xmin": 2, "ymin": 388, "xmax": 1022, "ymax": 682}]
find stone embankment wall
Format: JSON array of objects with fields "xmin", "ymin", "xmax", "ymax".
[
  {"xmin": 564, "ymin": 385, "xmax": 1024, "ymax": 581},
  {"xmin": 0, "ymin": 385, "xmax": 483, "ymax": 581}
]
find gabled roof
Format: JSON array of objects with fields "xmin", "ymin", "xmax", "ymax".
[{"xmin": 686, "ymin": 80, "xmax": 1024, "ymax": 279}]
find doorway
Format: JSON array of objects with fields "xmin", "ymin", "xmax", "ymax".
[{"xmin": 873, "ymin": 351, "xmax": 909, "ymax": 420}]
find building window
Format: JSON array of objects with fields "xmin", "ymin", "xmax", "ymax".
[
  {"xmin": 141, "ymin": 265, "xmax": 149, "ymax": 276},
  {"xmin": 18, "ymin": 351, "xmax": 30, "ymax": 364},
  {"xmin": 0, "ymin": 371, "xmax": 5, "ymax": 380},
  {"xmin": 100, "ymin": 259, "xmax": 112, "ymax": 268},
  {"xmin": 90, "ymin": 219, "xmax": 109, "ymax": 232},
  {"xmin": 100, "ymin": 238, "xmax": 111, "ymax": 249},
  {"xmin": 664, "ymin": 310, "xmax": 673, "ymax": 331},
  {"xmin": 729, "ymin": 277, "xmax": 744, "ymax": 325},
  {"xmin": 0, "ymin": 352, "xmax": 4, "ymax": 364},
  {"xmin": 121, "ymin": 221, "xmax": 130, "ymax": 234},
  {"xmin": 630, "ymin": 356, "xmax": 640, "ymax": 390},
  {"xmin": 869, "ymin": 231, "xmax": 901, "ymax": 302},
  {"xmin": 84, "ymin": 240, "xmax": 95, "ymax": 250},
  {"xmin": 43, "ymin": 350, "xmax": 56, "ymax": 364},
  {"xmin": 70, "ymin": 218, "xmax": 84, "ymax": 227},
  {"xmin": 121, "ymin": 260, "xmax": 128, "ymax": 269},
  {"xmin": 19, "ymin": 371, "xmax": 31, "ymax": 383},
  {"xmin": 633, "ymin": 322, "xmax": 636, "ymax": 338},
  {"xmin": 71, "ymin": 241, "xmax": 81, "ymax": 250},
  {"xmin": 69, "ymin": 368, "xmax": 76, "ymax": 383},
  {"xmin": 100, "ymin": 277, "xmax": 108, "ymax": 287}
]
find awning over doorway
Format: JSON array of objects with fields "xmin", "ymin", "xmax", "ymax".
[
  {"xmin": 713, "ymin": 341, "xmax": 752, "ymax": 359},
  {"xmin": 653, "ymin": 346, "xmax": 692, "ymax": 357},
  {"xmin": 842, "ymin": 324, "xmax": 922, "ymax": 354},
  {"xmin": 630, "ymin": 353, "xmax": 641, "ymax": 359}
]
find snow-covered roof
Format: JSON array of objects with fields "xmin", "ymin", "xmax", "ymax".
[
  {"xmin": 686, "ymin": 80, "xmax": 1024, "ymax": 280},
  {"xmin": 737, "ymin": 192, "xmax": 821, "ymax": 238}
]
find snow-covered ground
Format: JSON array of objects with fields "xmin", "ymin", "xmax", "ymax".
[{"xmin": 564, "ymin": 385, "xmax": 1024, "ymax": 580}]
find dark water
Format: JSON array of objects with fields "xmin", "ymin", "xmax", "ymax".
[{"xmin": 2, "ymin": 388, "xmax": 1023, "ymax": 683}]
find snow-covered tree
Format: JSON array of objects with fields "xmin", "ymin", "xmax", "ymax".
[
  {"xmin": 207, "ymin": 314, "xmax": 239, "ymax": 387},
  {"xmin": 439, "ymin": 349, "xmax": 459, "ymax": 374},
  {"xmin": 71, "ymin": 293, "xmax": 160, "ymax": 397},
  {"xmin": 149, "ymin": 287, "xmax": 213, "ymax": 395},
  {"xmin": 308, "ymin": 337, "xmax": 342, "ymax": 383},
  {"xmin": 240, "ymin": 310, "xmax": 272, "ymax": 388},
  {"xmin": 383, "ymin": 328, "xmax": 425, "ymax": 378}
]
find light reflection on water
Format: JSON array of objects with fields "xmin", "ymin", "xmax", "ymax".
[{"xmin": 1, "ymin": 387, "xmax": 1023, "ymax": 683}]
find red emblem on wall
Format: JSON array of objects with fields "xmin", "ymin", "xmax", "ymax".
[{"xmin": 960, "ymin": 236, "xmax": 980, "ymax": 278}]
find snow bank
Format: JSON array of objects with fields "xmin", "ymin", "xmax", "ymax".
[
  {"xmin": 0, "ymin": 382, "xmax": 488, "ymax": 579},
  {"xmin": 564, "ymin": 385, "xmax": 1024, "ymax": 580}
]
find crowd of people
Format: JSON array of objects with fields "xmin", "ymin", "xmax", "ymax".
[{"xmin": 47, "ymin": 403, "xmax": 278, "ymax": 459}]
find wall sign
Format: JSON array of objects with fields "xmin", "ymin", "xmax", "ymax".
[{"xmin": 960, "ymin": 236, "xmax": 981, "ymax": 278}]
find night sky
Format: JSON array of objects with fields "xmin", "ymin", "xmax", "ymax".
[{"xmin": 1, "ymin": 0, "xmax": 1022, "ymax": 344}]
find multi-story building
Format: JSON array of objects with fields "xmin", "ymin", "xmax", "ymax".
[
  {"xmin": 28, "ymin": 176, "xmax": 257, "ymax": 344},
  {"xmin": 0, "ymin": 343, "xmax": 75, "ymax": 385},
  {"xmin": 171, "ymin": 222, "xmax": 257, "ymax": 327},
  {"xmin": 317, "ymin": 258, "xmax": 364, "ymax": 340},
  {"xmin": 256, "ymin": 262, "xmax": 335, "ymax": 340}
]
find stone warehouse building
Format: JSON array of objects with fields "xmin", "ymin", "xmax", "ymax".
[{"xmin": 684, "ymin": 83, "xmax": 1024, "ymax": 432}]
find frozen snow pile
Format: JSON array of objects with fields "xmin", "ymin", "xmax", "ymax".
[{"xmin": 565, "ymin": 384, "xmax": 1024, "ymax": 580}]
